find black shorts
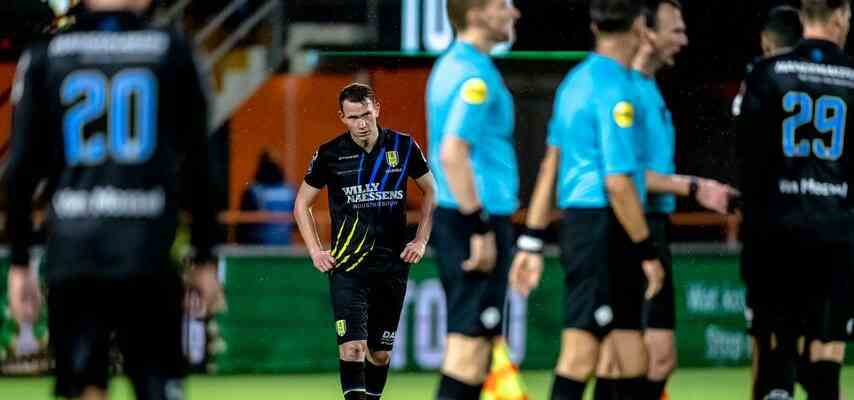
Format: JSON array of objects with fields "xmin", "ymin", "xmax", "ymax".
[
  {"xmin": 743, "ymin": 230, "xmax": 853, "ymax": 342},
  {"xmin": 433, "ymin": 207, "xmax": 514, "ymax": 338},
  {"xmin": 643, "ymin": 213, "xmax": 675, "ymax": 331},
  {"xmin": 48, "ymin": 271, "xmax": 187, "ymax": 399},
  {"xmin": 560, "ymin": 208, "xmax": 646, "ymax": 338},
  {"xmin": 328, "ymin": 256, "xmax": 409, "ymax": 351}
]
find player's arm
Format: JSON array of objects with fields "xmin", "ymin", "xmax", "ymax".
[
  {"xmin": 510, "ymin": 146, "xmax": 560, "ymax": 296},
  {"xmin": 401, "ymin": 172, "xmax": 435, "ymax": 264},
  {"xmin": 439, "ymin": 77, "xmax": 496, "ymax": 271},
  {"xmin": 646, "ymin": 171, "xmax": 736, "ymax": 214},
  {"xmin": 5, "ymin": 49, "xmax": 46, "ymax": 324},
  {"xmin": 295, "ymin": 150, "xmax": 336, "ymax": 272}
]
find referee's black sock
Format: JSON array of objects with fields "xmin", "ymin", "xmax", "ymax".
[
  {"xmin": 340, "ymin": 360, "xmax": 366, "ymax": 400},
  {"xmin": 805, "ymin": 361, "xmax": 840, "ymax": 400},
  {"xmin": 550, "ymin": 375, "xmax": 586, "ymax": 400},
  {"xmin": 642, "ymin": 378, "xmax": 667, "ymax": 399},
  {"xmin": 365, "ymin": 361, "xmax": 390, "ymax": 399},
  {"xmin": 614, "ymin": 377, "xmax": 645, "ymax": 400},
  {"xmin": 592, "ymin": 377, "xmax": 617, "ymax": 400},
  {"xmin": 436, "ymin": 374, "xmax": 482, "ymax": 400}
]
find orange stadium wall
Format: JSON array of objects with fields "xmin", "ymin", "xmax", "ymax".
[
  {"xmin": 1, "ymin": 63, "xmax": 16, "ymax": 148},
  {"xmin": 229, "ymin": 68, "xmax": 430, "ymax": 243}
]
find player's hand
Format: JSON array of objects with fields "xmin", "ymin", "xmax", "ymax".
[
  {"xmin": 462, "ymin": 232, "xmax": 497, "ymax": 273},
  {"xmin": 187, "ymin": 263, "xmax": 226, "ymax": 317},
  {"xmin": 310, "ymin": 249, "xmax": 336, "ymax": 272},
  {"xmin": 642, "ymin": 259, "xmax": 665, "ymax": 300},
  {"xmin": 696, "ymin": 179, "xmax": 739, "ymax": 214},
  {"xmin": 401, "ymin": 239, "xmax": 427, "ymax": 264},
  {"xmin": 8, "ymin": 266, "xmax": 42, "ymax": 325},
  {"xmin": 509, "ymin": 251, "xmax": 543, "ymax": 296}
]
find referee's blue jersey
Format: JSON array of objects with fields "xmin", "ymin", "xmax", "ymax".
[
  {"xmin": 634, "ymin": 71, "xmax": 676, "ymax": 214},
  {"xmin": 547, "ymin": 53, "xmax": 646, "ymax": 209},
  {"xmin": 426, "ymin": 40, "xmax": 518, "ymax": 216}
]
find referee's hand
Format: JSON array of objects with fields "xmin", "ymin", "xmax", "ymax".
[
  {"xmin": 7, "ymin": 266, "xmax": 42, "ymax": 325},
  {"xmin": 462, "ymin": 233, "xmax": 497, "ymax": 273},
  {"xmin": 509, "ymin": 251, "xmax": 543, "ymax": 297},
  {"xmin": 642, "ymin": 259, "xmax": 665, "ymax": 300},
  {"xmin": 697, "ymin": 179, "xmax": 739, "ymax": 214},
  {"xmin": 310, "ymin": 249, "xmax": 336, "ymax": 272}
]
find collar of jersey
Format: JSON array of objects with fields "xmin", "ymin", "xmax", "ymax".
[{"xmin": 75, "ymin": 11, "xmax": 146, "ymax": 31}]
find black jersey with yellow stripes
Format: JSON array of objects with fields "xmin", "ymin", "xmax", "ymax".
[{"xmin": 304, "ymin": 128, "xmax": 429, "ymax": 269}]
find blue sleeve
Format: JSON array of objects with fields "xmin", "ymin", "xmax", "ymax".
[
  {"xmin": 443, "ymin": 76, "xmax": 490, "ymax": 144},
  {"xmin": 597, "ymin": 87, "xmax": 638, "ymax": 176},
  {"xmin": 546, "ymin": 89, "xmax": 563, "ymax": 147}
]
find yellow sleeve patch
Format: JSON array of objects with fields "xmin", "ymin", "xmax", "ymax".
[
  {"xmin": 460, "ymin": 78, "xmax": 488, "ymax": 105},
  {"xmin": 613, "ymin": 101, "xmax": 635, "ymax": 128}
]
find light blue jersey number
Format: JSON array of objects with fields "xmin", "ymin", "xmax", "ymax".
[
  {"xmin": 782, "ymin": 91, "xmax": 846, "ymax": 160},
  {"xmin": 62, "ymin": 69, "xmax": 158, "ymax": 166}
]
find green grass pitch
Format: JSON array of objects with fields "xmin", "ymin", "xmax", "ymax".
[{"xmin": 0, "ymin": 368, "xmax": 852, "ymax": 399}]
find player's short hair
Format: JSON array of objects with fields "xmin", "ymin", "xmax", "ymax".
[
  {"xmin": 591, "ymin": 0, "xmax": 645, "ymax": 33},
  {"xmin": 644, "ymin": 0, "xmax": 682, "ymax": 29},
  {"xmin": 447, "ymin": 0, "xmax": 490, "ymax": 31},
  {"xmin": 763, "ymin": 6, "xmax": 803, "ymax": 48},
  {"xmin": 802, "ymin": 0, "xmax": 851, "ymax": 22},
  {"xmin": 338, "ymin": 83, "xmax": 378, "ymax": 110}
]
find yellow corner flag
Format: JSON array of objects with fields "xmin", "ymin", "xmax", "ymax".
[{"xmin": 481, "ymin": 338, "xmax": 528, "ymax": 400}]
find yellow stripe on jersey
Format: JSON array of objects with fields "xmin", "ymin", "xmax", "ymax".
[
  {"xmin": 345, "ymin": 241, "xmax": 375, "ymax": 272},
  {"xmin": 336, "ymin": 229, "xmax": 369, "ymax": 268},
  {"xmin": 333, "ymin": 215, "xmax": 360, "ymax": 259},
  {"xmin": 331, "ymin": 216, "xmax": 348, "ymax": 255}
]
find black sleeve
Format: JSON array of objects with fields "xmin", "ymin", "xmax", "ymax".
[
  {"xmin": 735, "ymin": 65, "xmax": 766, "ymax": 207},
  {"xmin": 303, "ymin": 148, "xmax": 329, "ymax": 189},
  {"xmin": 173, "ymin": 33, "xmax": 217, "ymax": 263},
  {"xmin": 5, "ymin": 48, "xmax": 48, "ymax": 267},
  {"xmin": 407, "ymin": 138, "xmax": 429, "ymax": 179}
]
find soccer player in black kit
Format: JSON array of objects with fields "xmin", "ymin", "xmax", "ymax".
[
  {"xmin": 736, "ymin": 1, "xmax": 852, "ymax": 399},
  {"xmin": 293, "ymin": 83, "xmax": 435, "ymax": 400},
  {"xmin": 4, "ymin": 0, "xmax": 223, "ymax": 399}
]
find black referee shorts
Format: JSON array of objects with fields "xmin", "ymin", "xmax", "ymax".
[
  {"xmin": 433, "ymin": 207, "xmax": 514, "ymax": 338},
  {"xmin": 48, "ymin": 271, "xmax": 187, "ymax": 399},
  {"xmin": 560, "ymin": 208, "xmax": 646, "ymax": 338},
  {"xmin": 643, "ymin": 212, "xmax": 675, "ymax": 331},
  {"xmin": 328, "ymin": 255, "xmax": 409, "ymax": 351},
  {"xmin": 743, "ymin": 230, "xmax": 853, "ymax": 342}
]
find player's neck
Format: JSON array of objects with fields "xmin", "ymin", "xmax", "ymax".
[
  {"xmin": 457, "ymin": 31, "xmax": 497, "ymax": 54},
  {"xmin": 596, "ymin": 36, "xmax": 638, "ymax": 69},
  {"xmin": 803, "ymin": 25, "xmax": 843, "ymax": 47},
  {"xmin": 351, "ymin": 130, "xmax": 379, "ymax": 153},
  {"xmin": 632, "ymin": 46, "xmax": 661, "ymax": 77}
]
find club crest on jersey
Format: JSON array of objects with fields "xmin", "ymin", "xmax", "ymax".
[{"xmin": 386, "ymin": 151, "xmax": 399, "ymax": 168}]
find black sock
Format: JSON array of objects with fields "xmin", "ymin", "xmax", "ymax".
[
  {"xmin": 806, "ymin": 361, "xmax": 841, "ymax": 400},
  {"xmin": 551, "ymin": 375, "xmax": 587, "ymax": 400},
  {"xmin": 614, "ymin": 377, "xmax": 646, "ymax": 400},
  {"xmin": 365, "ymin": 361, "xmax": 390, "ymax": 399},
  {"xmin": 643, "ymin": 378, "xmax": 667, "ymax": 399},
  {"xmin": 436, "ymin": 374, "xmax": 482, "ymax": 400},
  {"xmin": 340, "ymin": 360, "xmax": 366, "ymax": 400},
  {"xmin": 593, "ymin": 378, "xmax": 617, "ymax": 400},
  {"xmin": 754, "ymin": 334, "xmax": 797, "ymax": 400}
]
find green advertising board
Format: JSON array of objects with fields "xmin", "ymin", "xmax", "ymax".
[{"xmin": 213, "ymin": 248, "xmax": 853, "ymax": 374}]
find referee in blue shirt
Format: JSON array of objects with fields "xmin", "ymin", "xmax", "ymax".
[
  {"xmin": 426, "ymin": 1, "xmax": 520, "ymax": 399},
  {"xmin": 510, "ymin": 1, "xmax": 663, "ymax": 399}
]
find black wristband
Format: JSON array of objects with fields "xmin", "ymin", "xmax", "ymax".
[
  {"xmin": 688, "ymin": 177, "xmax": 699, "ymax": 200},
  {"xmin": 461, "ymin": 208, "xmax": 493, "ymax": 235},
  {"xmin": 635, "ymin": 236, "xmax": 658, "ymax": 261}
]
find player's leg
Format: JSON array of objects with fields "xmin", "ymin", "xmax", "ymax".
[
  {"xmin": 329, "ymin": 268, "xmax": 372, "ymax": 400},
  {"xmin": 641, "ymin": 213, "xmax": 676, "ymax": 399},
  {"xmin": 800, "ymin": 244, "xmax": 850, "ymax": 400},
  {"xmin": 434, "ymin": 209, "xmax": 513, "ymax": 400},
  {"xmin": 118, "ymin": 272, "xmax": 187, "ymax": 400},
  {"xmin": 48, "ymin": 277, "xmax": 112, "ymax": 400},
  {"xmin": 365, "ymin": 264, "xmax": 410, "ymax": 399}
]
